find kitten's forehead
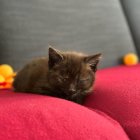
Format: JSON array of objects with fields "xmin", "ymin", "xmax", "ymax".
[{"xmin": 62, "ymin": 53, "xmax": 87, "ymax": 75}]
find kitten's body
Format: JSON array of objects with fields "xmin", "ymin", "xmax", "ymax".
[{"xmin": 13, "ymin": 48, "xmax": 101, "ymax": 104}]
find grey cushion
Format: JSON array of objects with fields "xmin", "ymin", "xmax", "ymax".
[
  {"xmin": 121, "ymin": 0, "xmax": 140, "ymax": 56},
  {"xmin": 0, "ymin": 0, "xmax": 136, "ymax": 70}
]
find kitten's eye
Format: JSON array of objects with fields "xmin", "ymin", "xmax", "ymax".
[
  {"xmin": 57, "ymin": 76, "xmax": 63, "ymax": 82},
  {"xmin": 79, "ymin": 78, "xmax": 90, "ymax": 84},
  {"xmin": 57, "ymin": 76, "xmax": 68, "ymax": 82},
  {"xmin": 63, "ymin": 76, "xmax": 69, "ymax": 81},
  {"xmin": 79, "ymin": 74, "xmax": 92, "ymax": 84},
  {"xmin": 78, "ymin": 74, "xmax": 93, "ymax": 89}
]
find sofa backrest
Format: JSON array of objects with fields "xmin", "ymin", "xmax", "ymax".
[
  {"xmin": 121, "ymin": 0, "xmax": 140, "ymax": 56},
  {"xmin": 0, "ymin": 0, "xmax": 136, "ymax": 70}
]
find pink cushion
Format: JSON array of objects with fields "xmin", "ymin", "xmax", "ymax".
[
  {"xmin": 0, "ymin": 90, "xmax": 129, "ymax": 140},
  {"xmin": 85, "ymin": 64, "xmax": 140, "ymax": 140}
]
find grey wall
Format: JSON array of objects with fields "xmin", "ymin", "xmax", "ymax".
[{"xmin": 0, "ymin": 0, "xmax": 136, "ymax": 70}]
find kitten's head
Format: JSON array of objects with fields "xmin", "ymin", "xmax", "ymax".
[{"xmin": 47, "ymin": 47, "xmax": 101, "ymax": 101}]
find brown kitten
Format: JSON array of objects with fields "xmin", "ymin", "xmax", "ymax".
[{"xmin": 13, "ymin": 47, "xmax": 101, "ymax": 104}]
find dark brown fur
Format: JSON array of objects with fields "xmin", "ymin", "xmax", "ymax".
[{"xmin": 13, "ymin": 47, "xmax": 101, "ymax": 104}]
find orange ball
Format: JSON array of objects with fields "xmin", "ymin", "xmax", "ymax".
[
  {"xmin": 0, "ymin": 64, "xmax": 14, "ymax": 78},
  {"xmin": 123, "ymin": 53, "xmax": 139, "ymax": 66}
]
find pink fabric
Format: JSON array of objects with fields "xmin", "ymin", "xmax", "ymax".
[
  {"xmin": 0, "ymin": 90, "xmax": 129, "ymax": 140},
  {"xmin": 85, "ymin": 64, "xmax": 140, "ymax": 140}
]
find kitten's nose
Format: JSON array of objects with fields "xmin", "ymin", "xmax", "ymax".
[
  {"xmin": 69, "ymin": 84, "xmax": 76, "ymax": 92},
  {"xmin": 69, "ymin": 88, "xmax": 75, "ymax": 92}
]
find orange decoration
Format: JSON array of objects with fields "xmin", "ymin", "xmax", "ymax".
[
  {"xmin": 123, "ymin": 53, "xmax": 139, "ymax": 66},
  {"xmin": 0, "ymin": 64, "xmax": 16, "ymax": 89}
]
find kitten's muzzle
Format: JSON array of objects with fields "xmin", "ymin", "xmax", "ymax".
[
  {"xmin": 65, "ymin": 89, "xmax": 77, "ymax": 97},
  {"xmin": 69, "ymin": 84, "xmax": 76, "ymax": 92},
  {"xmin": 69, "ymin": 88, "xmax": 76, "ymax": 92}
]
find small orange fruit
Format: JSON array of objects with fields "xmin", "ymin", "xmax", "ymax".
[{"xmin": 123, "ymin": 53, "xmax": 139, "ymax": 66}]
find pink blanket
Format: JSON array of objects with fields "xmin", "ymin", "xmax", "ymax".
[{"xmin": 0, "ymin": 90, "xmax": 129, "ymax": 140}]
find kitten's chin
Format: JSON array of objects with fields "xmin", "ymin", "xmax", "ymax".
[
  {"xmin": 70, "ymin": 90, "xmax": 86, "ymax": 98},
  {"xmin": 70, "ymin": 92, "xmax": 80, "ymax": 98}
]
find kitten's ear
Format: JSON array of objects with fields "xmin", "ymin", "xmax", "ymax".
[
  {"xmin": 84, "ymin": 53, "xmax": 102, "ymax": 72},
  {"xmin": 48, "ymin": 47, "xmax": 63, "ymax": 68}
]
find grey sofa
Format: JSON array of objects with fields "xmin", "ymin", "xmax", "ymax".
[{"xmin": 0, "ymin": 0, "xmax": 139, "ymax": 70}]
